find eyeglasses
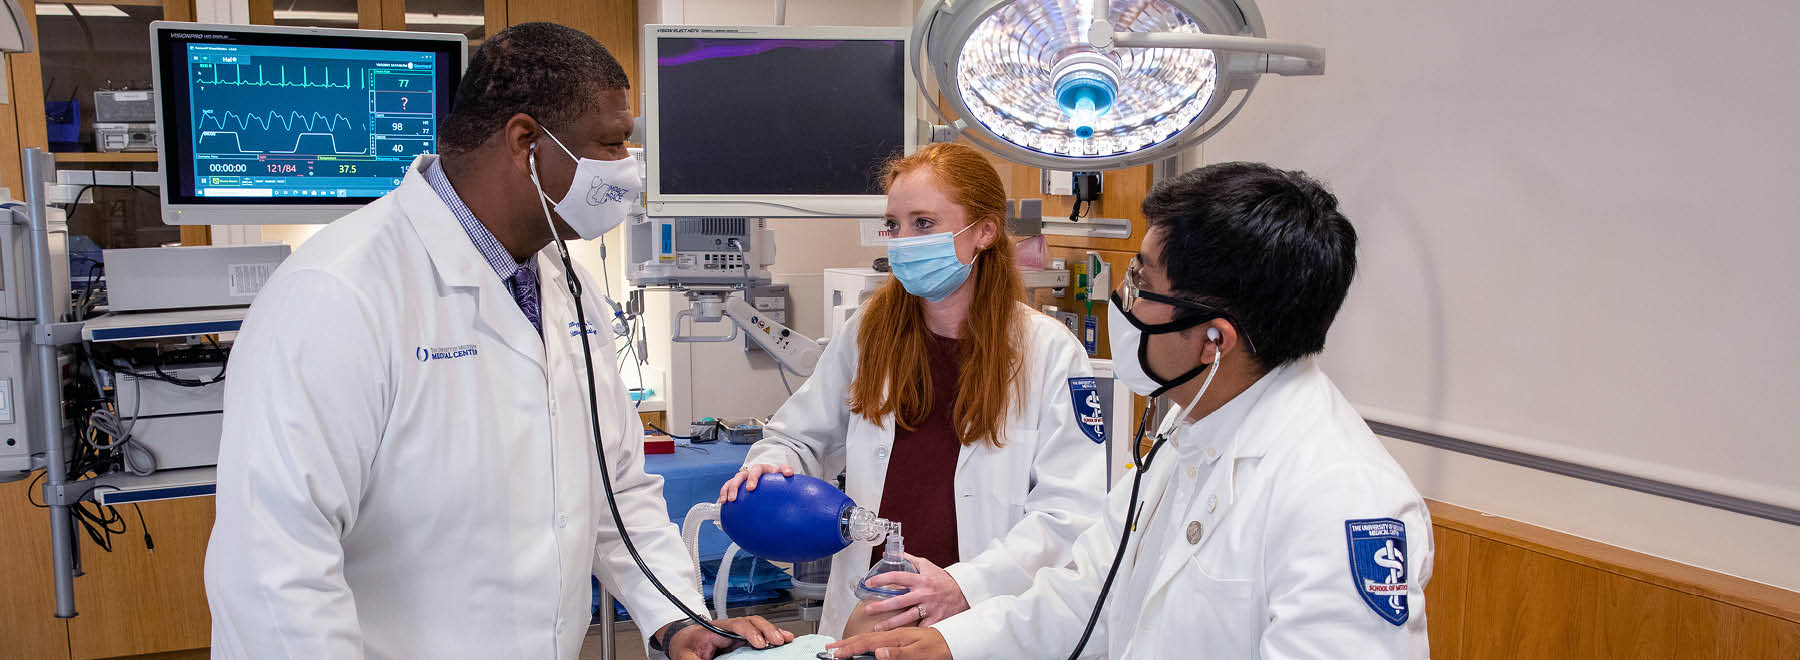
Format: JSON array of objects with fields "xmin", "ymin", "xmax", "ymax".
[
  {"xmin": 1119, "ymin": 256, "xmax": 1219, "ymax": 315},
  {"xmin": 1116, "ymin": 256, "xmax": 1259, "ymax": 353}
]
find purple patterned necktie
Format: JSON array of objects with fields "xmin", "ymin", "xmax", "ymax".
[{"xmin": 508, "ymin": 265, "xmax": 542, "ymax": 335}]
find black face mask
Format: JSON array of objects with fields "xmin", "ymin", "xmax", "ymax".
[{"xmin": 1108, "ymin": 291, "xmax": 1216, "ymax": 399}]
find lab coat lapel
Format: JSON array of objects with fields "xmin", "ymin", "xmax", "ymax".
[
  {"xmin": 852, "ymin": 413, "xmax": 898, "ymax": 515},
  {"xmin": 397, "ymin": 156, "xmax": 546, "ymax": 371},
  {"xmin": 1137, "ymin": 362, "xmax": 1303, "ymax": 603}
]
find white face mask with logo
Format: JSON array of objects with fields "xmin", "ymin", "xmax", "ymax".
[{"xmin": 528, "ymin": 127, "xmax": 642, "ymax": 240}]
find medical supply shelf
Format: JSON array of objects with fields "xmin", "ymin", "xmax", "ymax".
[
  {"xmin": 51, "ymin": 151, "xmax": 159, "ymax": 163},
  {"xmin": 81, "ymin": 307, "xmax": 246, "ymax": 342},
  {"xmin": 89, "ymin": 466, "xmax": 218, "ymax": 506}
]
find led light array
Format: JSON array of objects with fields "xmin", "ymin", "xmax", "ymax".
[{"xmin": 954, "ymin": 0, "xmax": 1218, "ymax": 158}]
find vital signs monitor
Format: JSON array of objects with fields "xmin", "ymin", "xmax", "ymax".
[{"xmin": 150, "ymin": 22, "xmax": 465, "ymax": 225}]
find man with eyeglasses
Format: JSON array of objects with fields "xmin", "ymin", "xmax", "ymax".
[{"xmin": 829, "ymin": 162, "xmax": 1433, "ymax": 659}]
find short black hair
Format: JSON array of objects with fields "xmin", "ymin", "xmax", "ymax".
[
  {"xmin": 438, "ymin": 22, "xmax": 630, "ymax": 156},
  {"xmin": 1143, "ymin": 162, "xmax": 1357, "ymax": 369}
]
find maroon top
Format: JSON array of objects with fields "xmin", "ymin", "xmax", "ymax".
[{"xmin": 873, "ymin": 332, "xmax": 964, "ymax": 569}]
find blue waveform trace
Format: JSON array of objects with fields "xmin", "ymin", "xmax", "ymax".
[
  {"xmin": 196, "ymin": 109, "xmax": 370, "ymax": 156},
  {"xmin": 199, "ymin": 109, "xmax": 358, "ymax": 133}
]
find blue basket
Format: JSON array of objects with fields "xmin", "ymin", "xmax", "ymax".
[{"xmin": 45, "ymin": 100, "xmax": 81, "ymax": 149}]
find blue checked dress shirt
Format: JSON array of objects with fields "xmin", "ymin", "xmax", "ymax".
[{"xmin": 424, "ymin": 160, "xmax": 541, "ymax": 335}]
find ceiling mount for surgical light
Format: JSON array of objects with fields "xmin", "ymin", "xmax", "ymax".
[{"xmin": 911, "ymin": 0, "xmax": 1324, "ymax": 170}]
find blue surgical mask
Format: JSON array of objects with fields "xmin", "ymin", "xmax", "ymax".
[{"xmin": 887, "ymin": 224, "xmax": 976, "ymax": 302}]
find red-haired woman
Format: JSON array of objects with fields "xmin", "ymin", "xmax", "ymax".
[{"xmin": 720, "ymin": 143, "xmax": 1107, "ymax": 638}]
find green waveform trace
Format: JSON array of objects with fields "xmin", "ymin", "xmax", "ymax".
[{"xmin": 196, "ymin": 63, "xmax": 360, "ymax": 89}]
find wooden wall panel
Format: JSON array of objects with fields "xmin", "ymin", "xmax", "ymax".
[
  {"xmin": 359, "ymin": 0, "xmax": 383, "ymax": 30},
  {"xmin": 1676, "ymin": 596, "xmax": 1800, "ymax": 660},
  {"xmin": 0, "ymin": 479, "xmax": 73, "ymax": 660},
  {"xmin": 247, "ymin": 0, "xmax": 274, "ymax": 27},
  {"xmin": 1430, "ymin": 501, "xmax": 1800, "ymax": 622},
  {"xmin": 999, "ymin": 162, "xmax": 1154, "ymax": 254},
  {"xmin": 164, "ymin": 0, "xmax": 195, "ymax": 23},
  {"xmin": 65, "ymin": 497, "xmax": 215, "ymax": 659},
  {"xmin": 0, "ymin": 487, "xmax": 214, "ymax": 660},
  {"xmin": 380, "ymin": 0, "xmax": 407, "ymax": 29},
  {"xmin": 1, "ymin": 57, "xmax": 23, "ymax": 197},
  {"xmin": 1428, "ymin": 501, "xmax": 1800, "ymax": 660},
  {"xmin": 1, "ymin": 0, "xmax": 47, "ymax": 199},
  {"xmin": 1424, "ymin": 527, "xmax": 1470, "ymax": 660},
  {"xmin": 484, "ymin": 0, "xmax": 507, "ymax": 50},
  {"xmin": 1461, "ymin": 537, "xmax": 1599, "ymax": 659},
  {"xmin": 496, "ymin": 0, "xmax": 637, "ymax": 113},
  {"xmin": 1595, "ymin": 573, "xmax": 1679, "ymax": 660}
]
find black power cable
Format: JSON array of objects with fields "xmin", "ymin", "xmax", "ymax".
[{"xmin": 646, "ymin": 423, "xmax": 695, "ymax": 441}]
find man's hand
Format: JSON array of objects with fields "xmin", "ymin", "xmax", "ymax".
[
  {"xmin": 663, "ymin": 616, "xmax": 795, "ymax": 660},
  {"xmin": 718, "ymin": 463, "xmax": 796, "ymax": 502},
  {"xmin": 859, "ymin": 554, "xmax": 969, "ymax": 630},
  {"xmin": 826, "ymin": 628, "xmax": 952, "ymax": 660}
]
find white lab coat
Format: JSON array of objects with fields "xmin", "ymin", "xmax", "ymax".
[
  {"xmin": 744, "ymin": 307, "xmax": 1107, "ymax": 638},
  {"xmin": 205, "ymin": 156, "xmax": 703, "ymax": 660},
  {"xmin": 934, "ymin": 359, "xmax": 1434, "ymax": 659}
]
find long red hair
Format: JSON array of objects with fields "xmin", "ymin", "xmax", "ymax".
[{"xmin": 849, "ymin": 143, "xmax": 1025, "ymax": 448}]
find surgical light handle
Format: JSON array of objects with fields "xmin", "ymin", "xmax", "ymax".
[
  {"xmin": 1100, "ymin": 30, "xmax": 1324, "ymax": 75},
  {"xmin": 1086, "ymin": 0, "xmax": 1325, "ymax": 76}
]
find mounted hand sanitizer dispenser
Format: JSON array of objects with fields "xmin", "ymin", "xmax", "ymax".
[{"xmin": 719, "ymin": 474, "xmax": 892, "ymax": 563}]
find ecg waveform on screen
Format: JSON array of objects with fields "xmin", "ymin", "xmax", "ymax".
[
  {"xmin": 196, "ymin": 63, "xmax": 358, "ymax": 89},
  {"xmin": 196, "ymin": 109, "xmax": 369, "ymax": 155}
]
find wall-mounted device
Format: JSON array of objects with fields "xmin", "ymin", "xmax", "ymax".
[{"xmin": 150, "ymin": 22, "xmax": 466, "ymax": 225}]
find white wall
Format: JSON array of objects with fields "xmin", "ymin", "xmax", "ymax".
[{"xmin": 1194, "ymin": 0, "xmax": 1800, "ymax": 590}]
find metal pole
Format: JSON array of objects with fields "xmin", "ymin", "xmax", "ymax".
[
  {"xmin": 23, "ymin": 147, "xmax": 76, "ymax": 618},
  {"xmin": 598, "ymin": 587, "xmax": 616, "ymax": 660}
]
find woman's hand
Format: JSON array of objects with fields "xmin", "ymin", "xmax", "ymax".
[
  {"xmin": 858, "ymin": 554, "xmax": 970, "ymax": 630},
  {"xmin": 717, "ymin": 463, "xmax": 796, "ymax": 502}
]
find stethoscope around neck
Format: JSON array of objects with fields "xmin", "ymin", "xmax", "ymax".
[
  {"xmin": 525, "ymin": 145, "xmax": 750, "ymax": 645},
  {"xmin": 1064, "ymin": 338, "xmax": 1222, "ymax": 659}
]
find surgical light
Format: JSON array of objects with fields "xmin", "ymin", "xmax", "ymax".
[
  {"xmin": 1, "ymin": 0, "xmax": 33, "ymax": 53},
  {"xmin": 912, "ymin": 0, "xmax": 1325, "ymax": 170}
]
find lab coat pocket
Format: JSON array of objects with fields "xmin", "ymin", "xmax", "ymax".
[
  {"xmin": 1170, "ymin": 560, "xmax": 1258, "ymax": 655},
  {"xmin": 959, "ymin": 430, "xmax": 1033, "ymax": 552}
]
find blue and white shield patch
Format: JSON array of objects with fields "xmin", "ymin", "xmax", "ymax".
[
  {"xmin": 1345, "ymin": 517, "xmax": 1409, "ymax": 626},
  {"xmin": 1067, "ymin": 377, "xmax": 1106, "ymax": 444}
]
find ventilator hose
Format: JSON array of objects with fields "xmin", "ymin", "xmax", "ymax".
[
  {"xmin": 715, "ymin": 542, "xmax": 742, "ymax": 620},
  {"xmin": 682, "ymin": 502, "xmax": 721, "ymax": 592}
]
